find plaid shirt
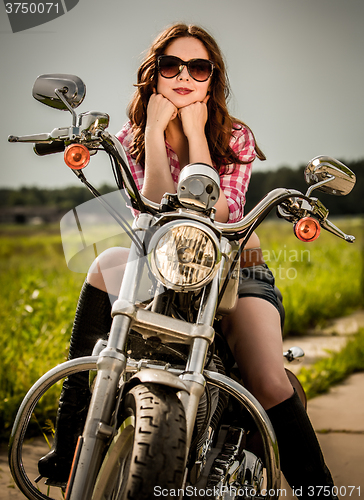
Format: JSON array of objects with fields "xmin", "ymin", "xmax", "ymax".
[{"xmin": 116, "ymin": 121, "xmax": 256, "ymax": 223}]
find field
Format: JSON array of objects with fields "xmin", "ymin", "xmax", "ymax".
[
  {"xmin": 0, "ymin": 217, "xmax": 363, "ymax": 440},
  {"xmin": 257, "ymin": 217, "xmax": 363, "ymax": 333}
]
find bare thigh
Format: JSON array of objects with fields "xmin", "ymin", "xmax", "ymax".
[{"xmin": 221, "ymin": 296, "xmax": 293, "ymax": 409}]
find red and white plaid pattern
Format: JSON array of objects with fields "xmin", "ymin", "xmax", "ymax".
[{"xmin": 116, "ymin": 121, "xmax": 256, "ymax": 223}]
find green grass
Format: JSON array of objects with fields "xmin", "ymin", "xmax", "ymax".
[
  {"xmin": 0, "ymin": 225, "xmax": 85, "ymax": 439},
  {"xmin": 0, "ymin": 217, "xmax": 363, "ymax": 440},
  {"xmin": 258, "ymin": 217, "xmax": 364, "ymax": 335},
  {"xmin": 298, "ymin": 328, "xmax": 364, "ymax": 400}
]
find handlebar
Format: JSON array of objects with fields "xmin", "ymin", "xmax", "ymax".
[
  {"xmin": 8, "ymin": 126, "xmax": 355, "ymax": 244},
  {"xmin": 215, "ymin": 188, "xmax": 304, "ymax": 235},
  {"xmin": 34, "ymin": 141, "xmax": 65, "ymax": 156},
  {"xmin": 215, "ymin": 189, "xmax": 355, "ymax": 242},
  {"xmin": 103, "ymin": 132, "xmax": 355, "ymax": 242}
]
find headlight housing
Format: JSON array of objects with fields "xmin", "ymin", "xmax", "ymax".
[{"xmin": 148, "ymin": 221, "xmax": 221, "ymax": 291}]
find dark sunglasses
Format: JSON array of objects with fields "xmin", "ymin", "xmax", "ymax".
[{"xmin": 157, "ymin": 55, "xmax": 214, "ymax": 82}]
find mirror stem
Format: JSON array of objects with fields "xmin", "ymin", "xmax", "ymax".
[
  {"xmin": 305, "ymin": 175, "xmax": 335, "ymax": 198},
  {"xmin": 55, "ymin": 88, "xmax": 78, "ymax": 126}
]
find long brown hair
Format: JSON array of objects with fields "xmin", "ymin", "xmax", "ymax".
[{"xmin": 127, "ymin": 23, "xmax": 265, "ymax": 170}]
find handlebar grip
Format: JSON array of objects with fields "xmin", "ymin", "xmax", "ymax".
[{"xmin": 33, "ymin": 141, "xmax": 65, "ymax": 156}]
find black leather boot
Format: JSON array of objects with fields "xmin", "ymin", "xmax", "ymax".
[
  {"xmin": 38, "ymin": 281, "xmax": 114, "ymax": 485},
  {"xmin": 266, "ymin": 390, "xmax": 339, "ymax": 499}
]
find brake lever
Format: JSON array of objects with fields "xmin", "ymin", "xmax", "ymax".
[
  {"xmin": 319, "ymin": 218, "xmax": 355, "ymax": 242},
  {"xmin": 8, "ymin": 132, "xmax": 53, "ymax": 143},
  {"xmin": 8, "ymin": 126, "xmax": 79, "ymax": 144}
]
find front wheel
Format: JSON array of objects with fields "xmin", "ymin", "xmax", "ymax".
[{"xmin": 92, "ymin": 383, "xmax": 187, "ymax": 500}]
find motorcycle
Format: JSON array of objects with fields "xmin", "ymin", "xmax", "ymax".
[{"xmin": 8, "ymin": 74, "xmax": 356, "ymax": 500}]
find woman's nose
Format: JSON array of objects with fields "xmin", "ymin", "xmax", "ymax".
[{"xmin": 178, "ymin": 65, "xmax": 190, "ymax": 80}]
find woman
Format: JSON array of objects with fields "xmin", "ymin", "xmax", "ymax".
[{"xmin": 39, "ymin": 23, "xmax": 338, "ymax": 499}]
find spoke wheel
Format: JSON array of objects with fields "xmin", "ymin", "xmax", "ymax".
[{"xmin": 92, "ymin": 383, "xmax": 187, "ymax": 500}]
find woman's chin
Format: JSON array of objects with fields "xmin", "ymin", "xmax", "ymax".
[{"xmin": 168, "ymin": 93, "xmax": 197, "ymax": 109}]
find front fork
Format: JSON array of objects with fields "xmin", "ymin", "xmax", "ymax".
[
  {"xmin": 67, "ymin": 215, "xmax": 151, "ymax": 500},
  {"xmin": 67, "ymin": 223, "xmax": 231, "ymax": 499},
  {"xmin": 179, "ymin": 273, "xmax": 221, "ymax": 452}
]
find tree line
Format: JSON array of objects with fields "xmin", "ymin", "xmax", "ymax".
[
  {"xmin": 244, "ymin": 158, "xmax": 363, "ymax": 216},
  {"xmin": 1, "ymin": 158, "xmax": 363, "ymax": 216}
]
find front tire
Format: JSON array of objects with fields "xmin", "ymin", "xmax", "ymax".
[{"xmin": 92, "ymin": 383, "xmax": 187, "ymax": 500}]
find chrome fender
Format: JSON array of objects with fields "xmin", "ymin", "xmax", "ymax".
[{"xmin": 128, "ymin": 368, "xmax": 190, "ymax": 393}]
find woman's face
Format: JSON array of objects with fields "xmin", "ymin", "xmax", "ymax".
[{"xmin": 156, "ymin": 37, "xmax": 211, "ymax": 109}]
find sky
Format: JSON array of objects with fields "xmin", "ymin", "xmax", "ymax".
[{"xmin": 1, "ymin": 0, "xmax": 363, "ymax": 189}]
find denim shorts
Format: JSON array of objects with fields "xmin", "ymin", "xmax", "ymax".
[{"xmin": 238, "ymin": 264, "xmax": 285, "ymax": 327}]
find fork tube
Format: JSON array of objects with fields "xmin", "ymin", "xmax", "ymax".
[
  {"xmin": 108, "ymin": 241, "xmax": 147, "ymax": 352},
  {"xmin": 68, "ymin": 344, "xmax": 127, "ymax": 499},
  {"xmin": 186, "ymin": 271, "xmax": 220, "ymax": 374},
  {"xmin": 182, "ymin": 335, "xmax": 210, "ymax": 450},
  {"xmin": 196, "ymin": 270, "xmax": 221, "ymax": 326},
  {"xmin": 108, "ymin": 213, "xmax": 153, "ymax": 352},
  {"xmin": 180, "ymin": 272, "xmax": 221, "ymax": 450}
]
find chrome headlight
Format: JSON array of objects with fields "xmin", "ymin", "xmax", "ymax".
[{"xmin": 148, "ymin": 221, "xmax": 221, "ymax": 291}]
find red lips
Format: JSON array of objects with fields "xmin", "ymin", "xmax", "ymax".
[{"xmin": 173, "ymin": 88, "xmax": 193, "ymax": 95}]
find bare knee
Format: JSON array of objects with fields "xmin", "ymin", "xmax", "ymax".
[
  {"xmin": 246, "ymin": 374, "xmax": 294, "ymax": 410},
  {"xmin": 87, "ymin": 247, "xmax": 129, "ymax": 295}
]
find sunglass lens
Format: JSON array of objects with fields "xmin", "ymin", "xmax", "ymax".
[
  {"xmin": 189, "ymin": 59, "xmax": 212, "ymax": 81},
  {"xmin": 159, "ymin": 56, "xmax": 180, "ymax": 78},
  {"xmin": 158, "ymin": 56, "xmax": 213, "ymax": 81}
]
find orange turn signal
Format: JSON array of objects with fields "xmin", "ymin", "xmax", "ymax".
[
  {"xmin": 294, "ymin": 217, "xmax": 321, "ymax": 242},
  {"xmin": 64, "ymin": 144, "xmax": 90, "ymax": 170}
]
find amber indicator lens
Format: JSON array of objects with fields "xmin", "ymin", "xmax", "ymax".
[
  {"xmin": 64, "ymin": 144, "xmax": 90, "ymax": 170},
  {"xmin": 294, "ymin": 217, "xmax": 321, "ymax": 242}
]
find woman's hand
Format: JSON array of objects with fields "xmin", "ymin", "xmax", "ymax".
[
  {"xmin": 178, "ymin": 96, "xmax": 209, "ymax": 140},
  {"xmin": 146, "ymin": 91, "xmax": 178, "ymax": 134},
  {"xmin": 143, "ymin": 92, "xmax": 176, "ymax": 203},
  {"xmin": 177, "ymin": 96, "xmax": 212, "ymax": 168}
]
